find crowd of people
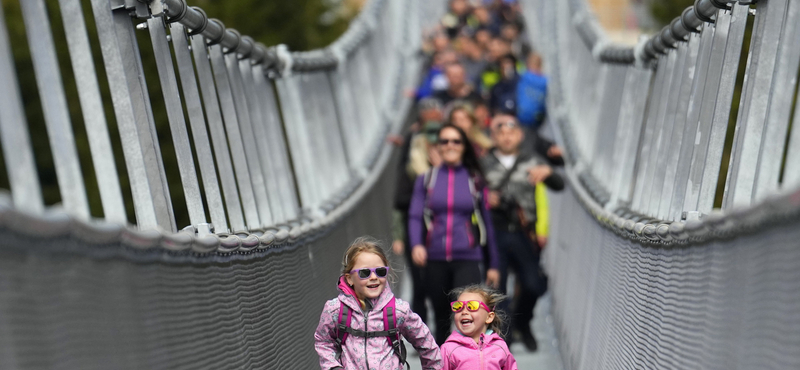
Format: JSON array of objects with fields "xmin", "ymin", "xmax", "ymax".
[
  {"xmin": 315, "ymin": 1, "xmax": 564, "ymax": 369},
  {"xmin": 394, "ymin": 0, "xmax": 563, "ymax": 351}
]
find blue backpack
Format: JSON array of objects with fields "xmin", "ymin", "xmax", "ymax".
[{"xmin": 517, "ymin": 71, "xmax": 548, "ymax": 129}]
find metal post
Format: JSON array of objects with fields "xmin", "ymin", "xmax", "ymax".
[
  {"xmin": 190, "ymin": 34, "xmax": 245, "ymax": 233},
  {"xmin": 657, "ymin": 35, "xmax": 700, "ymax": 220},
  {"xmin": 239, "ymin": 60, "xmax": 283, "ymax": 223},
  {"xmin": 252, "ymin": 68, "xmax": 300, "ymax": 220},
  {"xmin": 171, "ymin": 23, "xmax": 227, "ymax": 233},
  {"xmin": 0, "ymin": 3, "xmax": 43, "ymax": 213},
  {"xmin": 641, "ymin": 50, "xmax": 679, "ymax": 216},
  {"xmin": 225, "ymin": 52, "xmax": 273, "ymax": 226},
  {"xmin": 724, "ymin": 0, "xmax": 789, "ymax": 208},
  {"xmin": 608, "ymin": 67, "xmax": 653, "ymax": 208},
  {"xmin": 148, "ymin": 17, "xmax": 207, "ymax": 229},
  {"xmin": 21, "ymin": 0, "xmax": 90, "ymax": 219},
  {"xmin": 695, "ymin": 4, "xmax": 749, "ymax": 214},
  {"xmin": 647, "ymin": 45, "xmax": 689, "ymax": 217},
  {"xmin": 276, "ymin": 74, "xmax": 322, "ymax": 209},
  {"xmin": 208, "ymin": 43, "xmax": 261, "ymax": 229},
  {"xmin": 58, "ymin": 0, "xmax": 127, "ymax": 224},
  {"xmin": 753, "ymin": 0, "xmax": 800, "ymax": 200},
  {"xmin": 91, "ymin": 0, "xmax": 175, "ymax": 231},
  {"xmin": 670, "ymin": 23, "xmax": 716, "ymax": 221},
  {"xmin": 631, "ymin": 54, "xmax": 667, "ymax": 213}
]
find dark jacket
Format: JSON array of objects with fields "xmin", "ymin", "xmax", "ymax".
[{"xmin": 480, "ymin": 148, "xmax": 564, "ymax": 229}]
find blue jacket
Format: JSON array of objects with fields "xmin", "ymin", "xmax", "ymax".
[{"xmin": 408, "ymin": 165, "xmax": 499, "ymax": 269}]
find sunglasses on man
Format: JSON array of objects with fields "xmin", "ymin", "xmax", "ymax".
[
  {"xmin": 450, "ymin": 300, "xmax": 492, "ymax": 313},
  {"xmin": 349, "ymin": 266, "xmax": 389, "ymax": 280}
]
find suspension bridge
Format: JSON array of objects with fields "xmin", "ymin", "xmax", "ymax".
[{"xmin": 0, "ymin": 0, "xmax": 798, "ymax": 369}]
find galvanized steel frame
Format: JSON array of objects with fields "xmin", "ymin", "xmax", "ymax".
[
  {"xmin": 522, "ymin": 0, "xmax": 800, "ymax": 243},
  {"xmin": 0, "ymin": 0, "xmax": 447, "ymax": 253}
]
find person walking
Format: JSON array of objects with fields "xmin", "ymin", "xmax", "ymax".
[
  {"xmin": 480, "ymin": 115, "xmax": 564, "ymax": 351},
  {"xmin": 314, "ymin": 237, "xmax": 442, "ymax": 370},
  {"xmin": 408, "ymin": 124, "xmax": 500, "ymax": 345}
]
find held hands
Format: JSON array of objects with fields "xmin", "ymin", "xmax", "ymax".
[
  {"xmin": 528, "ymin": 165, "xmax": 553, "ymax": 185},
  {"xmin": 485, "ymin": 269, "xmax": 500, "ymax": 289},
  {"xmin": 412, "ymin": 245, "xmax": 428, "ymax": 267}
]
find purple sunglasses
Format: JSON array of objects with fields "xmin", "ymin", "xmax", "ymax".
[{"xmin": 349, "ymin": 266, "xmax": 389, "ymax": 280}]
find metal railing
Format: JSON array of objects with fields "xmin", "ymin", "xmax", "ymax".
[
  {"xmin": 0, "ymin": 0, "xmax": 443, "ymax": 253},
  {"xmin": 524, "ymin": 0, "xmax": 800, "ymax": 238},
  {"xmin": 521, "ymin": 0, "xmax": 800, "ymax": 368},
  {"xmin": 0, "ymin": 1, "xmax": 446, "ymax": 368}
]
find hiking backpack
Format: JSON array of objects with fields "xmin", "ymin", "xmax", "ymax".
[{"xmin": 335, "ymin": 297, "xmax": 408, "ymax": 368}]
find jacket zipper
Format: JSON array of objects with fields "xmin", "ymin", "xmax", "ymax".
[
  {"xmin": 363, "ymin": 313, "xmax": 369, "ymax": 370},
  {"xmin": 466, "ymin": 220, "xmax": 473, "ymax": 247},
  {"xmin": 446, "ymin": 167, "xmax": 454, "ymax": 261},
  {"xmin": 479, "ymin": 335, "xmax": 485, "ymax": 370}
]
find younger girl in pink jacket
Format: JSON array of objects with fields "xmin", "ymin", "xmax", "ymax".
[
  {"xmin": 440, "ymin": 285, "xmax": 518, "ymax": 370},
  {"xmin": 314, "ymin": 237, "xmax": 442, "ymax": 370}
]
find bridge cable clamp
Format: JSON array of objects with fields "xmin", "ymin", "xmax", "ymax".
[
  {"xmin": 186, "ymin": 7, "xmax": 209, "ymax": 36},
  {"xmin": 276, "ymin": 44, "xmax": 294, "ymax": 77}
]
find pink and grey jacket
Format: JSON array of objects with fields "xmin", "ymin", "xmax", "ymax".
[
  {"xmin": 408, "ymin": 165, "xmax": 499, "ymax": 269},
  {"xmin": 440, "ymin": 331, "xmax": 517, "ymax": 370},
  {"xmin": 314, "ymin": 276, "xmax": 442, "ymax": 370}
]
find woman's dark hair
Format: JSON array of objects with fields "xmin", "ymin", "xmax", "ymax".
[{"xmin": 437, "ymin": 124, "xmax": 485, "ymax": 181}]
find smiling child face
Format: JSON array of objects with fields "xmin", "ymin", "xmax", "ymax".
[
  {"xmin": 345, "ymin": 252, "xmax": 388, "ymax": 301},
  {"xmin": 454, "ymin": 292, "xmax": 495, "ymax": 342}
]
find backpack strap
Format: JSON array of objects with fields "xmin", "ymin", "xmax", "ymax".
[
  {"xmin": 468, "ymin": 176, "xmax": 488, "ymax": 247},
  {"xmin": 335, "ymin": 298, "xmax": 409, "ymax": 368},
  {"xmin": 384, "ymin": 297, "xmax": 408, "ymax": 368},
  {"xmin": 335, "ymin": 301, "xmax": 352, "ymax": 347},
  {"xmin": 422, "ymin": 168, "xmax": 437, "ymax": 232}
]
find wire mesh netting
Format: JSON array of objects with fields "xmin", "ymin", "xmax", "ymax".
[
  {"xmin": 545, "ymin": 188, "xmax": 800, "ymax": 370},
  {"xmin": 0, "ymin": 164, "xmax": 405, "ymax": 370}
]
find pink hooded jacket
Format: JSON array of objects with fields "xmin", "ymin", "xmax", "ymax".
[
  {"xmin": 314, "ymin": 276, "xmax": 442, "ymax": 370},
  {"xmin": 440, "ymin": 331, "xmax": 517, "ymax": 370}
]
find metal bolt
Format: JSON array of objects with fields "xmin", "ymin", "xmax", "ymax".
[
  {"xmin": 136, "ymin": 22, "xmax": 148, "ymax": 30},
  {"xmin": 166, "ymin": 35, "xmax": 172, "ymax": 42},
  {"xmin": 748, "ymin": 8, "xmax": 757, "ymax": 16}
]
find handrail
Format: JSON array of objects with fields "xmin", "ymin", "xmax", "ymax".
[
  {"xmin": 570, "ymin": 0, "xmax": 738, "ymax": 65},
  {"xmin": 0, "ymin": 0, "xmax": 447, "ymax": 256},
  {"xmin": 522, "ymin": 0, "xmax": 800, "ymax": 244}
]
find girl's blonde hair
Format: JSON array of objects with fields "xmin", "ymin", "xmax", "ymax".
[
  {"xmin": 341, "ymin": 237, "xmax": 392, "ymax": 308},
  {"xmin": 451, "ymin": 284, "xmax": 507, "ymax": 335},
  {"xmin": 341, "ymin": 236, "xmax": 390, "ymax": 276}
]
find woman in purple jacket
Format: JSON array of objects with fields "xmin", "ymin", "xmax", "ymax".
[{"xmin": 409, "ymin": 124, "xmax": 500, "ymax": 345}]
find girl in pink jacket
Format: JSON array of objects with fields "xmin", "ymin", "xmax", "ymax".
[
  {"xmin": 314, "ymin": 237, "xmax": 442, "ymax": 370},
  {"xmin": 440, "ymin": 285, "xmax": 518, "ymax": 370}
]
